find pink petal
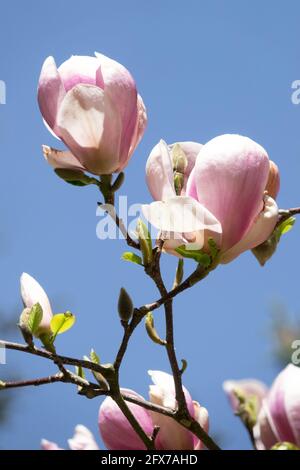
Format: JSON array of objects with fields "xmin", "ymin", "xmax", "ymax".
[
  {"xmin": 254, "ymin": 401, "xmax": 279, "ymax": 450},
  {"xmin": 122, "ymin": 93, "xmax": 147, "ymax": 168},
  {"xmin": 98, "ymin": 388, "xmax": 153, "ymax": 450},
  {"xmin": 193, "ymin": 401, "xmax": 209, "ymax": 450},
  {"xmin": 42, "ymin": 145, "xmax": 86, "ymax": 171},
  {"xmin": 267, "ymin": 364, "xmax": 300, "ymax": 445},
  {"xmin": 57, "ymin": 84, "xmax": 122, "ymax": 175},
  {"xmin": 38, "ymin": 56, "xmax": 66, "ymax": 135},
  {"xmin": 20, "ymin": 273, "xmax": 53, "ymax": 333},
  {"xmin": 146, "ymin": 140, "xmax": 176, "ymax": 201},
  {"xmin": 68, "ymin": 425, "xmax": 99, "ymax": 450},
  {"xmin": 189, "ymin": 134, "xmax": 270, "ymax": 252},
  {"xmin": 223, "ymin": 379, "xmax": 268, "ymax": 413},
  {"xmin": 221, "ymin": 196, "xmax": 278, "ymax": 264},
  {"xmin": 142, "ymin": 196, "xmax": 222, "ymax": 235},
  {"xmin": 58, "ymin": 55, "xmax": 101, "ymax": 92},
  {"xmin": 95, "ymin": 52, "xmax": 138, "ymax": 166}
]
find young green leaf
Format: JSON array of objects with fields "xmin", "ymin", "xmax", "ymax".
[
  {"xmin": 54, "ymin": 169, "xmax": 98, "ymax": 187},
  {"xmin": 136, "ymin": 219, "xmax": 153, "ymax": 266},
  {"xmin": 175, "ymin": 245, "xmax": 211, "ymax": 267},
  {"xmin": 50, "ymin": 312, "xmax": 76, "ymax": 339},
  {"xmin": 28, "ymin": 303, "xmax": 43, "ymax": 335},
  {"xmin": 121, "ymin": 252, "xmax": 143, "ymax": 266},
  {"xmin": 90, "ymin": 349, "xmax": 100, "ymax": 365}
]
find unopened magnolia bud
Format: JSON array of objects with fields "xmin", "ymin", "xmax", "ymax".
[
  {"xmin": 265, "ymin": 160, "xmax": 280, "ymax": 200},
  {"xmin": 145, "ymin": 312, "xmax": 166, "ymax": 346},
  {"xmin": 171, "ymin": 143, "xmax": 188, "ymax": 174},
  {"xmin": 54, "ymin": 169, "xmax": 98, "ymax": 187},
  {"xmin": 136, "ymin": 220, "xmax": 153, "ymax": 266},
  {"xmin": 118, "ymin": 288, "xmax": 134, "ymax": 323}
]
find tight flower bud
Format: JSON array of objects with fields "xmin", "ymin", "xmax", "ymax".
[{"xmin": 117, "ymin": 288, "xmax": 134, "ymax": 323}]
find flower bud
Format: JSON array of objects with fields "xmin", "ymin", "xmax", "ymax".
[
  {"xmin": 145, "ymin": 312, "xmax": 166, "ymax": 346},
  {"xmin": 171, "ymin": 143, "xmax": 188, "ymax": 174},
  {"xmin": 117, "ymin": 288, "xmax": 134, "ymax": 323},
  {"xmin": 136, "ymin": 219, "xmax": 153, "ymax": 266}
]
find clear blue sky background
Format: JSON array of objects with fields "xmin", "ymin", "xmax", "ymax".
[{"xmin": 0, "ymin": 0, "xmax": 299, "ymax": 450}]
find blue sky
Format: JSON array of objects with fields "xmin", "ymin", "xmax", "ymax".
[{"xmin": 0, "ymin": 0, "xmax": 300, "ymax": 450}]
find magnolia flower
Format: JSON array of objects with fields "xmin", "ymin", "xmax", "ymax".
[
  {"xmin": 99, "ymin": 370, "xmax": 209, "ymax": 450},
  {"xmin": 20, "ymin": 272, "xmax": 53, "ymax": 335},
  {"xmin": 143, "ymin": 135, "xmax": 280, "ymax": 263},
  {"xmin": 223, "ymin": 364, "xmax": 300, "ymax": 449},
  {"xmin": 42, "ymin": 425, "xmax": 99, "ymax": 450},
  {"xmin": 38, "ymin": 53, "xmax": 147, "ymax": 175}
]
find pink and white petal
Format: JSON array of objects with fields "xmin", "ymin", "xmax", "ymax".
[
  {"xmin": 223, "ymin": 379, "xmax": 268, "ymax": 413},
  {"xmin": 58, "ymin": 55, "xmax": 101, "ymax": 92},
  {"xmin": 267, "ymin": 364, "xmax": 300, "ymax": 445},
  {"xmin": 68, "ymin": 425, "xmax": 99, "ymax": 450},
  {"xmin": 41, "ymin": 439, "xmax": 63, "ymax": 450},
  {"xmin": 146, "ymin": 140, "xmax": 176, "ymax": 201},
  {"xmin": 221, "ymin": 196, "xmax": 278, "ymax": 264},
  {"xmin": 42, "ymin": 145, "xmax": 86, "ymax": 171},
  {"xmin": 98, "ymin": 388, "xmax": 153, "ymax": 450},
  {"xmin": 57, "ymin": 84, "xmax": 122, "ymax": 175},
  {"xmin": 20, "ymin": 273, "xmax": 53, "ymax": 331},
  {"xmin": 142, "ymin": 196, "xmax": 222, "ymax": 235},
  {"xmin": 254, "ymin": 401, "xmax": 279, "ymax": 450},
  {"xmin": 95, "ymin": 52, "xmax": 138, "ymax": 165},
  {"xmin": 38, "ymin": 56, "xmax": 66, "ymax": 134},
  {"xmin": 193, "ymin": 401, "xmax": 209, "ymax": 450},
  {"xmin": 193, "ymin": 134, "xmax": 270, "ymax": 252},
  {"xmin": 123, "ymin": 94, "xmax": 147, "ymax": 167}
]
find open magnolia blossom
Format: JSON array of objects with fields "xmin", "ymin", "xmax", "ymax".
[
  {"xmin": 38, "ymin": 53, "xmax": 147, "ymax": 175},
  {"xmin": 99, "ymin": 370, "xmax": 209, "ymax": 450},
  {"xmin": 142, "ymin": 134, "xmax": 280, "ymax": 263},
  {"xmin": 223, "ymin": 364, "xmax": 300, "ymax": 449},
  {"xmin": 20, "ymin": 272, "xmax": 53, "ymax": 335},
  {"xmin": 41, "ymin": 425, "xmax": 99, "ymax": 450}
]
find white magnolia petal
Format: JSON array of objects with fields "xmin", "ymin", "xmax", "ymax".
[
  {"xmin": 142, "ymin": 196, "xmax": 222, "ymax": 234},
  {"xmin": 68, "ymin": 425, "xmax": 99, "ymax": 450}
]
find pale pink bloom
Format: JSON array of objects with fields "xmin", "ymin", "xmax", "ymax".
[
  {"xmin": 38, "ymin": 53, "xmax": 147, "ymax": 175},
  {"xmin": 99, "ymin": 370, "xmax": 209, "ymax": 450},
  {"xmin": 224, "ymin": 364, "xmax": 300, "ymax": 449},
  {"xmin": 42, "ymin": 425, "xmax": 99, "ymax": 450},
  {"xmin": 20, "ymin": 273, "xmax": 53, "ymax": 335},
  {"xmin": 143, "ymin": 135, "xmax": 279, "ymax": 263}
]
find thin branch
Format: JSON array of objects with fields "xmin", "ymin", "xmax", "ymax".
[{"xmin": 1, "ymin": 373, "xmax": 64, "ymax": 389}]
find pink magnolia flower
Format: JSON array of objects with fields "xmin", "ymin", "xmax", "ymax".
[
  {"xmin": 38, "ymin": 53, "xmax": 147, "ymax": 175},
  {"xmin": 143, "ymin": 135, "xmax": 279, "ymax": 263},
  {"xmin": 20, "ymin": 273, "xmax": 53, "ymax": 336},
  {"xmin": 99, "ymin": 370, "xmax": 209, "ymax": 450},
  {"xmin": 42, "ymin": 425, "xmax": 99, "ymax": 450},
  {"xmin": 223, "ymin": 364, "xmax": 300, "ymax": 449}
]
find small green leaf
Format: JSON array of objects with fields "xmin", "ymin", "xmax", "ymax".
[
  {"xmin": 180, "ymin": 359, "xmax": 188, "ymax": 374},
  {"xmin": 175, "ymin": 245, "xmax": 211, "ymax": 267},
  {"xmin": 275, "ymin": 217, "xmax": 296, "ymax": 240},
  {"xmin": 28, "ymin": 303, "xmax": 43, "ymax": 334},
  {"xmin": 121, "ymin": 252, "xmax": 143, "ymax": 266},
  {"xmin": 145, "ymin": 312, "xmax": 166, "ymax": 346},
  {"xmin": 90, "ymin": 349, "xmax": 100, "ymax": 365},
  {"xmin": 173, "ymin": 259, "xmax": 184, "ymax": 289},
  {"xmin": 50, "ymin": 312, "xmax": 76, "ymax": 338}
]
